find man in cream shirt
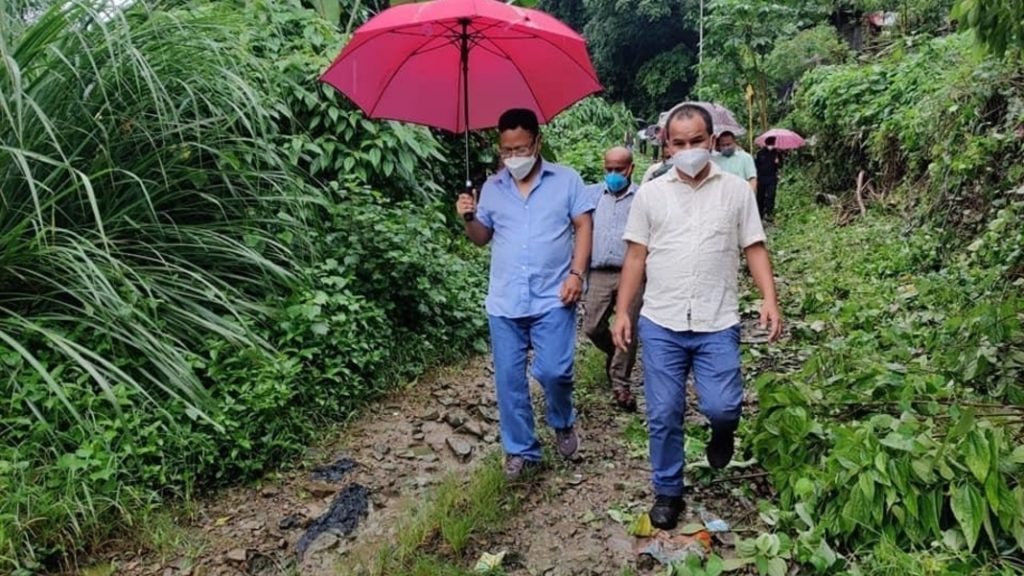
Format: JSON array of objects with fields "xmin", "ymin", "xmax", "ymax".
[{"xmin": 612, "ymin": 103, "xmax": 783, "ymax": 530}]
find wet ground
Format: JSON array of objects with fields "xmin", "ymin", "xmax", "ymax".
[{"xmin": 94, "ymin": 317, "xmax": 787, "ymax": 576}]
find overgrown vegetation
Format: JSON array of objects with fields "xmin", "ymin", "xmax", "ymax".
[
  {"xmin": 0, "ymin": 0, "xmax": 486, "ymax": 570},
  {"xmin": 790, "ymin": 33, "xmax": 1024, "ymax": 228},
  {"xmin": 748, "ymin": 185, "xmax": 1024, "ymax": 573},
  {"xmin": 545, "ymin": 97, "xmax": 635, "ymax": 183},
  {"xmin": 733, "ymin": 22, "xmax": 1024, "ymax": 575}
]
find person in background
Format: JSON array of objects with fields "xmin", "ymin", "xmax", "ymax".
[
  {"xmin": 754, "ymin": 136, "xmax": 784, "ymax": 220},
  {"xmin": 583, "ymin": 146, "xmax": 644, "ymax": 412},
  {"xmin": 612, "ymin": 103, "xmax": 783, "ymax": 530},
  {"xmin": 455, "ymin": 108, "xmax": 593, "ymax": 480},
  {"xmin": 641, "ymin": 140, "xmax": 672, "ymax": 184},
  {"xmin": 712, "ymin": 131, "xmax": 757, "ymax": 192}
]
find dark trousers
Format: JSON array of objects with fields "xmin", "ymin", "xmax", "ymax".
[{"xmin": 757, "ymin": 178, "xmax": 778, "ymax": 219}]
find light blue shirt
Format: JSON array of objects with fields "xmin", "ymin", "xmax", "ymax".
[
  {"xmin": 585, "ymin": 181, "xmax": 638, "ymax": 269},
  {"xmin": 476, "ymin": 160, "xmax": 594, "ymax": 319}
]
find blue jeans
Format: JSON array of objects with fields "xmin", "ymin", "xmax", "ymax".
[
  {"xmin": 639, "ymin": 317, "xmax": 743, "ymax": 497},
  {"xmin": 489, "ymin": 305, "xmax": 578, "ymax": 461}
]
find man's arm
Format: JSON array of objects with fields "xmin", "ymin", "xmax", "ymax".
[
  {"xmin": 744, "ymin": 154, "xmax": 758, "ymax": 191},
  {"xmin": 744, "ymin": 242, "xmax": 782, "ymax": 342},
  {"xmin": 456, "ymin": 190, "xmax": 494, "ymax": 246},
  {"xmin": 560, "ymin": 212, "xmax": 592, "ymax": 304},
  {"xmin": 464, "ymin": 219, "xmax": 493, "ymax": 246},
  {"xmin": 612, "ymin": 242, "xmax": 647, "ymax": 351}
]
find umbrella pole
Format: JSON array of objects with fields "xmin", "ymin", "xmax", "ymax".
[{"xmin": 460, "ymin": 18, "xmax": 474, "ymax": 222}]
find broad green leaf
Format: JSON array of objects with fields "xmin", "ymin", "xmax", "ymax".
[
  {"xmin": 858, "ymin": 473, "xmax": 876, "ymax": 503},
  {"xmin": 964, "ymin": 431, "xmax": 991, "ymax": 483},
  {"xmin": 679, "ymin": 523, "xmax": 707, "ymax": 535},
  {"xmin": 606, "ymin": 509, "xmax": 631, "ymax": 524},
  {"xmin": 736, "ymin": 538, "xmax": 757, "ymax": 558},
  {"xmin": 705, "ymin": 554, "xmax": 725, "ymax": 576},
  {"xmin": 809, "ymin": 537, "xmax": 837, "ymax": 570},
  {"xmin": 766, "ymin": 557, "xmax": 787, "ymax": 576},
  {"xmin": 911, "ymin": 459, "xmax": 935, "ymax": 483},
  {"xmin": 721, "ymin": 557, "xmax": 748, "ymax": 572},
  {"xmin": 950, "ymin": 482, "xmax": 986, "ymax": 551}
]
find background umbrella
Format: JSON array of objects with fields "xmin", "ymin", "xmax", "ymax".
[
  {"xmin": 756, "ymin": 128, "xmax": 806, "ymax": 149},
  {"xmin": 320, "ymin": 0, "xmax": 603, "ymax": 219},
  {"xmin": 659, "ymin": 101, "xmax": 745, "ymax": 136}
]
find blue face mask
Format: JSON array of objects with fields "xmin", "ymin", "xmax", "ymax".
[{"xmin": 604, "ymin": 171, "xmax": 629, "ymax": 193}]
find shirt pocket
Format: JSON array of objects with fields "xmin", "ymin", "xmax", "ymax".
[{"xmin": 701, "ymin": 206, "xmax": 734, "ymax": 254}]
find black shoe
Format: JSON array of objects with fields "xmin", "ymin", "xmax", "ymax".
[
  {"xmin": 707, "ymin": 421, "xmax": 738, "ymax": 469},
  {"xmin": 612, "ymin": 386, "xmax": 638, "ymax": 413},
  {"xmin": 649, "ymin": 494, "xmax": 685, "ymax": 530}
]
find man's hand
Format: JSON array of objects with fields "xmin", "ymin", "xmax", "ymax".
[
  {"xmin": 560, "ymin": 274, "xmax": 583, "ymax": 305},
  {"xmin": 760, "ymin": 299, "xmax": 783, "ymax": 342},
  {"xmin": 612, "ymin": 313, "xmax": 632, "ymax": 352},
  {"xmin": 455, "ymin": 189, "xmax": 477, "ymax": 218}
]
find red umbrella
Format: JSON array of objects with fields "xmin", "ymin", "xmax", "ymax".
[
  {"xmin": 756, "ymin": 128, "xmax": 806, "ymax": 150},
  {"xmin": 320, "ymin": 0, "xmax": 602, "ymax": 195}
]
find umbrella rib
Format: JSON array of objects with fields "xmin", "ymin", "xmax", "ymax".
[
  {"xmin": 493, "ymin": 34, "xmax": 601, "ymax": 86},
  {"xmin": 476, "ymin": 37, "xmax": 547, "ymax": 121},
  {"xmin": 366, "ymin": 33, "xmax": 443, "ymax": 120}
]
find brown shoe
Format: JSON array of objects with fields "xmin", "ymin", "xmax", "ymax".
[
  {"xmin": 555, "ymin": 426, "xmax": 580, "ymax": 460},
  {"xmin": 612, "ymin": 385, "xmax": 638, "ymax": 413},
  {"xmin": 504, "ymin": 456, "xmax": 541, "ymax": 480}
]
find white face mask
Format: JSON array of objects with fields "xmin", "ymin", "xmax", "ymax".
[
  {"xmin": 669, "ymin": 147, "xmax": 711, "ymax": 178},
  {"xmin": 505, "ymin": 155, "xmax": 537, "ymax": 181}
]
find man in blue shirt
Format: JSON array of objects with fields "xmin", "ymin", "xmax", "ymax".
[
  {"xmin": 583, "ymin": 146, "xmax": 643, "ymax": 412},
  {"xmin": 455, "ymin": 108, "xmax": 595, "ymax": 480}
]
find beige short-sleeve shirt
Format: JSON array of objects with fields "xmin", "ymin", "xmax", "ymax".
[{"xmin": 623, "ymin": 162, "xmax": 766, "ymax": 332}]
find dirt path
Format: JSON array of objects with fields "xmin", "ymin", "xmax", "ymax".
[{"xmin": 99, "ymin": 319, "xmax": 779, "ymax": 576}]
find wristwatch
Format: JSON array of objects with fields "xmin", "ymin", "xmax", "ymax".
[{"xmin": 569, "ymin": 269, "xmax": 585, "ymax": 280}]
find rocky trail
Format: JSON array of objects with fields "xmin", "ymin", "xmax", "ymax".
[{"xmin": 97, "ymin": 318, "xmax": 785, "ymax": 576}]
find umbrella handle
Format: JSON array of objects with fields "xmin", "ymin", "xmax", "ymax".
[{"xmin": 461, "ymin": 180, "xmax": 475, "ymax": 222}]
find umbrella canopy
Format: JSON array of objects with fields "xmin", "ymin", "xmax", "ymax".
[
  {"xmin": 756, "ymin": 128, "xmax": 805, "ymax": 149},
  {"xmin": 659, "ymin": 101, "xmax": 745, "ymax": 137},
  {"xmin": 320, "ymin": 0, "xmax": 602, "ymax": 134}
]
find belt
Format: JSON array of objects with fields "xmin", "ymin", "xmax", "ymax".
[{"xmin": 591, "ymin": 266, "xmax": 621, "ymax": 272}]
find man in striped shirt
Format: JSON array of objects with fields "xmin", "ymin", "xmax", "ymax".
[{"xmin": 583, "ymin": 146, "xmax": 644, "ymax": 412}]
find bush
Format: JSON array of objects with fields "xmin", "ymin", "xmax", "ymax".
[
  {"xmin": 0, "ymin": 0, "xmax": 488, "ymax": 570},
  {"xmin": 545, "ymin": 97, "xmax": 636, "ymax": 183},
  {"xmin": 789, "ymin": 33, "xmax": 1024, "ymax": 229}
]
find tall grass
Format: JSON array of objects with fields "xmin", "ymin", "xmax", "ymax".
[{"xmin": 0, "ymin": 0, "xmax": 313, "ymax": 565}]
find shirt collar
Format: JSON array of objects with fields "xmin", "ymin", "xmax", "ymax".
[
  {"xmin": 665, "ymin": 160, "xmax": 723, "ymax": 188},
  {"xmin": 606, "ymin": 181, "xmax": 639, "ymax": 197}
]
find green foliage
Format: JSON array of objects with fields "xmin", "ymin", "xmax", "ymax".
[
  {"xmin": 0, "ymin": 0, "xmax": 487, "ymax": 570},
  {"xmin": 697, "ymin": 0, "xmax": 832, "ymax": 131},
  {"xmin": 789, "ymin": 33, "xmax": 1024, "ymax": 225},
  {"xmin": 765, "ymin": 24, "xmax": 852, "ymax": 89},
  {"xmin": 544, "ymin": 97, "xmax": 636, "ymax": 183},
  {"xmin": 748, "ymin": 184, "xmax": 1024, "ymax": 571},
  {"xmin": 581, "ymin": 0, "xmax": 699, "ymax": 117},
  {"xmin": 953, "ymin": 0, "xmax": 1024, "ymax": 58}
]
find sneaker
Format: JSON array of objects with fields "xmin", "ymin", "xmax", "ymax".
[
  {"xmin": 612, "ymin": 385, "xmax": 638, "ymax": 413},
  {"xmin": 504, "ymin": 456, "xmax": 540, "ymax": 481},
  {"xmin": 555, "ymin": 426, "xmax": 580, "ymax": 460},
  {"xmin": 707, "ymin": 421, "xmax": 738, "ymax": 469},
  {"xmin": 649, "ymin": 494, "xmax": 685, "ymax": 530}
]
